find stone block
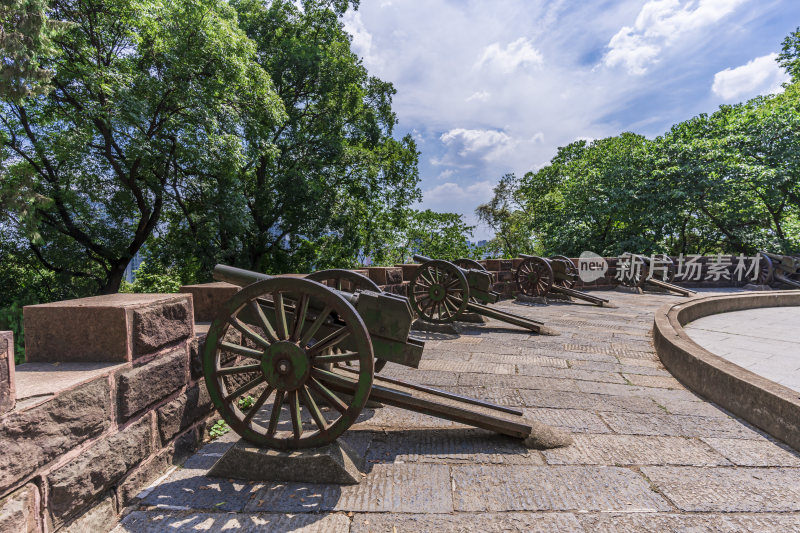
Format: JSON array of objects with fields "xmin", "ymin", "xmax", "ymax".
[
  {"xmin": 179, "ymin": 282, "xmax": 239, "ymax": 322},
  {"xmin": 497, "ymin": 270, "xmax": 514, "ymax": 282},
  {"xmin": 189, "ymin": 335, "xmax": 204, "ymax": 381},
  {"xmin": 47, "ymin": 415, "xmax": 151, "ymax": 524},
  {"xmin": 157, "ymin": 383, "xmax": 213, "ymax": 444},
  {"xmin": 395, "ymin": 264, "xmax": 418, "ymax": 282},
  {"xmin": 366, "ymin": 267, "xmax": 402, "ymax": 286},
  {"xmin": 0, "ymin": 483, "xmax": 39, "ymax": 533},
  {"xmin": 116, "ymin": 452, "xmax": 170, "ymax": 507},
  {"xmin": 0, "ymin": 378, "xmax": 109, "ymax": 495},
  {"xmin": 117, "ymin": 349, "xmax": 188, "ymax": 420},
  {"xmin": 24, "ymin": 294, "xmax": 193, "ymax": 363},
  {"xmin": 61, "ymin": 492, "xmax": 116, "ymax": 533},
  {"xmin": 0, "ymin": 332, "xmax": 15, "ymax": 414}
]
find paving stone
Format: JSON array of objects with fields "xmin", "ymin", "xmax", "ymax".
[
  {"xmin": 516, "ymin": 365, "xmax": 627, "ymax": 384},
  {"xmin": 350, "ymin": 512, "xmax": 583, "ymax": 532},
  {"xmin": 417, "ymin": 359, "xmax": 515, "ymax": 374},
  {"xmin": 140, "ymin": 467, "xmax": 262, "ymax": 512},
  {"xmin": 352, "ymin": 406, "xmax": 466, "ymax": 430},
  {"xmin": 113, "ymin": 511, "xmax": 350, "ymax": 533},
  {"xmin": 543, "ymin": 434, "xmax": 730, "ymax": 466},
  {"xmin": 376, "ymin": 368, "xmax": 459, "ymax": 386},
  {"xmin": 525, "ymin": 408, "xmax": 611, "ymax": 433},
  {"xmin": 570, "ymin": 360, "xmax": 669, "ymax": 376},
  {"xmin": 458, "ymin": 373, "xmax": 579, "ymax": 392},
  {"xmin": 642, "ymin": 466, "xmax": 800, "ymax": 512},
  {"xmin": 469, "ymin": 353, "xmax": 568, "ymax": 368},
  {"xmin": 655, "ymin": 397, "xmax": 731, "ymax": 418},
  {"xmin": 0, "ymin": 378, "xmax": 109, "ymax": 495},
  {"xmin": 600, "ymin": 412, "xmax": 762, "ymax": 439},
  {"xmin": 623, "ymin": 373, "xmax": 684, "ymax": 389},
  {"xmin": 578, "ymin": 513, "xmax": 800, "ymax": 532},
  {"xmin": 451, "ymin": 465, "xmax": 669, "ymax": 512},
  {"xmin": 366, "ymin": 429, "xmax": 543, "ymax": 465},
  {"xmin": 447, "ymin": 386, "xmax": 525, "ymax": 406},
  {"xmin": 701, "ymin": 437, "xmax": 800, "ymax": 466},
  {"xmin": 247, "ymin": 463, "xmax": 452, "ymax": 513},
  {"xmin": 520, "ymin": 389, "xmax": 663, "ymax": 414}
]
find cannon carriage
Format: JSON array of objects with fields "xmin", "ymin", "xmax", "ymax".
[
  {"xmin": 514, "ymin": 254, "xmax": 610, "ymax": 306},
  {"xmin": 616, "ymin": 253, "xmax": 696, "ymax": 297},
  {"xmin": 204, "ymin": 265, "xmax": 545, "ymax": 451},
  {"xmin": 408, "ymin": 255, "xmax": 546, "ymax": 333},
  {"xmin": 758, "ymin": 252, "xmax": 800, "ymax": 289}
]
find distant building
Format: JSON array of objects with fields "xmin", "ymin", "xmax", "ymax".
[{"xmin": 123, "ymin": 252, "xmax": 144, "ymax": 283}]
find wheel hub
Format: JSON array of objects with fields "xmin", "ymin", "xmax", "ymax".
[
  {"xmin": 263, "ymin": 341, "xmax": 310, "ymax": 391},
  {"xmin": 428, "ymin": 284, "xmax": 446, "ymax": 302}
]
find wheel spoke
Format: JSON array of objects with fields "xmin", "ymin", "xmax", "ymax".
[
  {"xmin": 249, "ymin": 301, "xmax": 279, "ymax": 343},
  {"xmin": 230, "ymin": 318, "xmax": 271, "ymax": 350},
  {"xmin": 313, "ymin": 351, "xmax": 360, "ymax": 364},
  {"xmin": 288, "ymin": 390, "xmax": 303, "ymax": 439},
  {"xmin": 290, "ymin": 294, "xmax": 310, "ymax": 342},
  {"xmin": 216, "ymin": 363, "xmax": 261, "ymax": 376},
  {"xmin": 419, "ymin": 270, "xmax": 435, "ymax": 286},
  {"xmin": 267, "ymin": 390, "xmax": 284, "ymax": 435},
  {"xmin": 272, "ymin": 292, "xmax": 288, "ymax": 340},
  {"xmin": 308, "ymin": 327, "xmax": 351, "ymax": 356},
  {"xmin": 242, "ymin": 386, "xmax": 273, "ymax": 425},
  {"xmin": 308, "ymin": 377, "xmax": 348, "ymax": 413},
  {"xmin": 335, "ymin": 278, "xmax": 343, "ymax": 291},
  {"xmin": 299, "ymin": 305, "xmax": 333, "ymax": 347},
  {"xmin": 220, "ymin": 341, "xmax": 264, "ymax": 361},
  {"xmin": 300, "ymin": 386, "xmax": 328, "ymax": 431},
  {"xmin": 224, "ymin": 375, "xmax": 265, "ymax": 402}
]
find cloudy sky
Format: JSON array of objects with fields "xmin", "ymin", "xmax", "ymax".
[{"xmin": 343, "ymin": 0, "xmax": 800, "ymax": 240}]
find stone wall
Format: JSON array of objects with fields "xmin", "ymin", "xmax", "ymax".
[{"xmin": 0, "ymin": 294, "xmax": 214, "ymax": 533}]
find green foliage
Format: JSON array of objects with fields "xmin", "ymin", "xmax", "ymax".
[
  {"xmin": 779, "ymin": 27, "xmax": 800, "ymax": 83},
  {"xmin": 119, "ymin": 261, "xmax": 183, "ymax": 294},
  {"xmin": 476, "ymin": 174, "xmax": 538, "ymax": 258},
  {"xmin": 209, "ymin": 419, "xmax": 230, "ymax": 439},
  {"xmin": 0, "ymin": 0, "xmax": 66, "ymax": 101},
  {"xmin": 237, "ymin": 395, "xmax": 255, "ymax": 411}
]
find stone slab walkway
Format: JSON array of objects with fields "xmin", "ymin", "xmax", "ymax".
[
  {"xmin": 113, "ymin": 289, "xmax": 800, "ymax": 532},
  {"xmin": 684, "ymin": 306, "xmax": 800, "ymax": 392}
]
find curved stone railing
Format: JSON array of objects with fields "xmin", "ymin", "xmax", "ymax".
[{"xmin": 653, "ymin": 290, "xmax": 800, "ymax": 451}]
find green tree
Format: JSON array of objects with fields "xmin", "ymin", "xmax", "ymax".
[
  {"xmin": 476, "ymin": 173, "xmax": 537, "ymax": 258},
  {"xmin": 1, "ymin": 0, "xmax": 284, "ymax": 293},
  {"xmin": 778, "ymin": 27, "xmax": 800, "ymax": 83},
  {"xmin": 377, "ymin": 209, "xmax": 474, "ymax": 265},
  {"xmin": 154, "ymin": 0, "xmax": 421, "ymax": 276}
]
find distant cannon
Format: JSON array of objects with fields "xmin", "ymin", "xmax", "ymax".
[
  {"xmin": 758, "ymin": 252, "xmax": 800, "ymax": 289},
  {"xmin": 618, "ymin": 253, "xmax": 696, "ymax": 297},
  {"xmin": 204, "ymin": 264, "xmax": 547, "ymax": 450},
  {"xmin": 409, "ymin": 255, "xmax": 546, "ymax": 333},
  {"xmin": 515, "ymin": 255, "xmax": 610, "ymax": 306}
]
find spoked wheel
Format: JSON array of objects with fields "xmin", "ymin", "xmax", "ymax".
[
  {"xmin": 203, "ymin": 277, "xmax": 374, "ymax": 449},
  {"xmin": 618, "ymin": 253, "xmax": 648, "ymax": 287},
  {"xmin": 306, "ymin": 269, "xmax": 381, "ymax": 293},
  {"xmin": 453, "ymin": 258, "xmax": 487, "ymax": 271},
  {"xmin": 549, "ymin": 255, "xmax": 577, "ymax": 289},
  {"xmin": 516, "ymin": 256, "xmax": 553, "ymax": 296},
  {"xmin": 410, "ymin": 260, "xmax": 469, "ymax": 323},
  {"xmin": 650, "ymin": 254, "xmax": 676, "ymax": 282},
  {"xmin": 306, "ymin": 269, "xmax": 387, "ymax": 372},
  {"xmin": 757, "ymin": 252, "xmax": 774, "ymax": 286}
]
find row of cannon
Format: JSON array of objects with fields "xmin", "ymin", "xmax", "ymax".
[{"xmin": 202, "ymin": 251, "xmax": 796, "ymax": 452}]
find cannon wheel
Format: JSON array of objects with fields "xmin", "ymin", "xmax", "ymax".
[
  {"xmin": 306, "ymin": 269, "xmax": 386, "ymax": 372},
  {"xmin": 453, "ymin": 258, "xmax": 487, "ymax": 271},
  {"xmin": 410, "ymin": 260, "xmax": 469, "ymax": 323},
  {"xmin": 618, "ymin": 253, "xmax": 648, "ymax": 288},
  {"xmin": 651, "ymin": 254, "xmax": 676, "ymax": 282},
  {"xmin": 516, "ymin": 256, "xmax": 554, "ymax": 297},
  {"xmin": 306, "ymin": 269, "xmax": 381, "ymax": 293},
  {"xmin": 549, "ymin": 255, "xmax": 577, "ymax": 289},
  {"xmin": 203, "ymin": 277, "xmax": 374, "ymax": 449},
  {"xmin": 757, "ymin": 252, "xmax": 774, "ymax": 285}
]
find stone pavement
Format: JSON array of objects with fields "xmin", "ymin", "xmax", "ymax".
[
  {"xmin": 684, "ymin": 306, "xmax": 800, "ymax": 392},
  {"xmin": 112, "ymin": 289, "xmax": 800, "ymax": 532}
]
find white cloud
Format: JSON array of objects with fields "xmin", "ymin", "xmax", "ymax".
[
  {"xmin": 712, "ymin": 53, "xmax": 789, "ymax": 100},
  {"xmin": 604, "ymin": 0, "xmax": 747, "ymax": 75},
  {"xmin": 466, "ymin": 91, "xmax": 491, "ymax": 102},
  {"xmin": 422, "ymin": 181, "xmax": 495, "ymax": 209},
  {"xmin": 342, "ymin": 11, "xmax": 381, "ymax": 66},
  {"xmin": 437, "ymin": 169, "xmax": 456, "ymax": 180},
  {"xmin": 440, "ymin": 128, "xmax": 516, "ymax": 161},
  {"xmin": 476, "ymin": 38, "xmax": 543, "ymax": 73}
]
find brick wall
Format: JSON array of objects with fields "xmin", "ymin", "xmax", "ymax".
[{"xmin": 0, "ymin": 294, "xmax": 214, "ymax": 533}]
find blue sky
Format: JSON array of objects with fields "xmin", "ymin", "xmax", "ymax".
[{"xmin": 343, "ymin": 0, "xmax": 800, "ymax": 240}]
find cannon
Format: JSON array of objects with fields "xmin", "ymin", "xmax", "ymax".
[
  {"xmin": 617, "ymin": 253, "xmax": 696, "ymax": 297},
  {"xmin": 408, "ymin": 255, "xmax": 545, "ymax": 333},
  {"xmin": 204, "ymin": 264, "xmax": 544, "ymax": 450},
  {"xmin": 758, "ymin": 252, "xmax": 800, "ymax": 289},
  {"xmin": 515, "ymin": 255, "xmax": 610, "ymax": 306}
]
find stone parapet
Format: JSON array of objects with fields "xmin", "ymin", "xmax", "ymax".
[
  {"xmin": 0, "ymin": 294, "xmax": 213, "ymax": 532},
  {"xmin": 179, "ymin": 282, "xmax": 239, "ymax": 322},
  {"xmin": 0, "ymin": 332, "xmax": 14, "ymax": 415}
]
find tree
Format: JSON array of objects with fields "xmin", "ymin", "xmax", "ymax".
[
  {"xmin": 371, "ymin": 209, "xmax": 474, "ymax": 265},
  {"xmin": 1, "ymin": 0, "xmax": 284, "ymax": 293},
  {"xmin": 778, "ymin": 27, "xmax": 800, "ymax": 83},
  {"xmin": 153, "ymin": 0, "xmax": 421, "ymax": 276},
  {"xmin": 476, "ymin": 173, "xmax": 537, "ymax": 258},
  {"xmin": 0, "ymin": 0, "xmax": 64, "ymax": 101}
]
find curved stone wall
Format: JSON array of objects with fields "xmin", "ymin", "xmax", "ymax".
[{"xmin": 653, "ymin": 291, "xmax": 800, "ymax": 451}]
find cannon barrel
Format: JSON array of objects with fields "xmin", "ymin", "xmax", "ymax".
[{"xmin": 412, "ymin": 254, "xmax": 434, "ymax": 264}]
